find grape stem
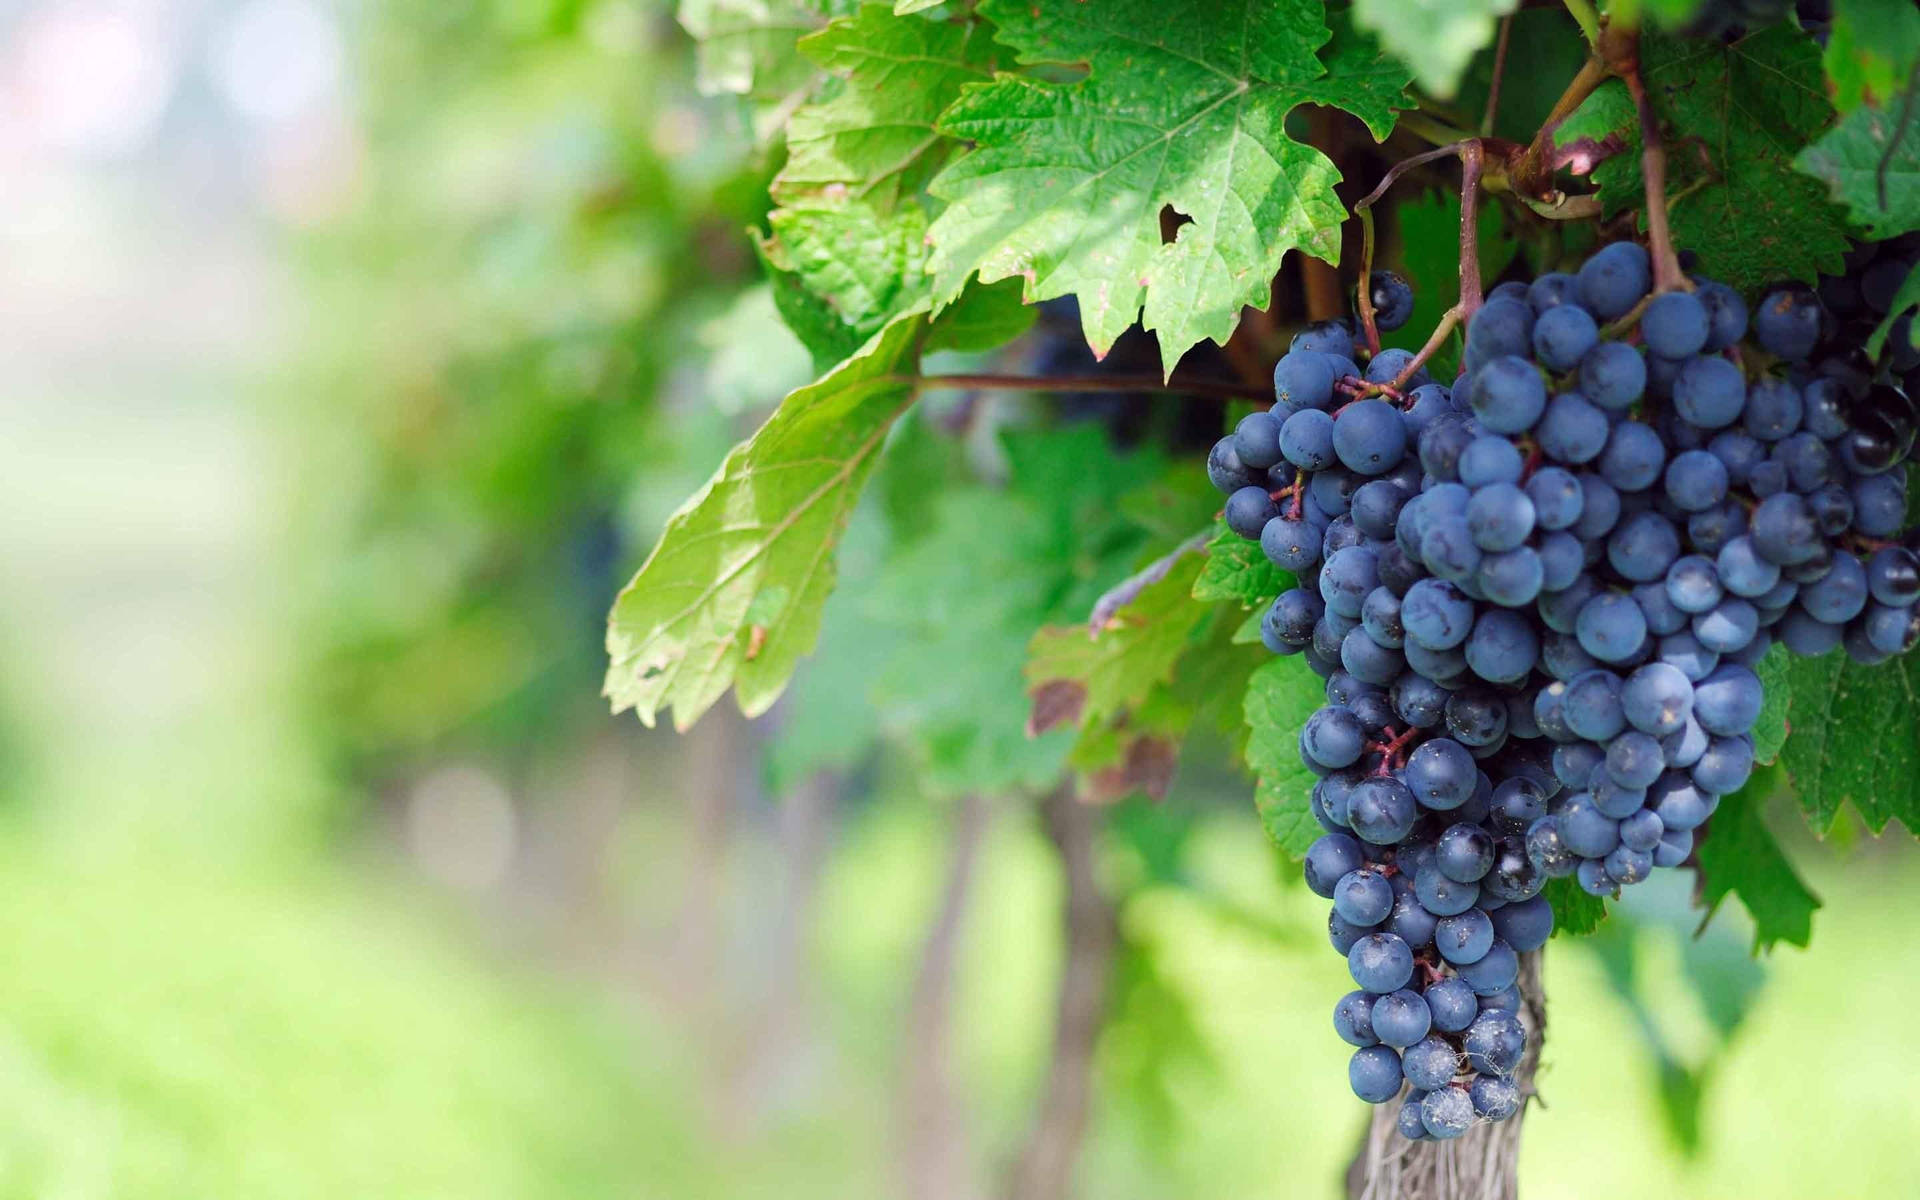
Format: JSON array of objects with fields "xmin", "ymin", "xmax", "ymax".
[
  {"xmin": 1481, "ymin": 14, "xmax": 1515, "ymax": 136},
  {"xmin": 912, "ymin": 373, "xmax": 1255, "ymax": 401},
  {"xmin": 1623, "ymin": 61, "xmax": 1690, "ymax": 295}
]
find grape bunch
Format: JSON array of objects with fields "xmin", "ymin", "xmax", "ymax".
[{"xmin": 1206, "ymin": 241, "xmax": 1920, "ymax": 1140}]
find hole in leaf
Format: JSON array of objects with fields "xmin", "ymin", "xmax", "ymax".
[{"xmin": 1158, "ymin": 205, "xmax": 1192, "ymax": 244}]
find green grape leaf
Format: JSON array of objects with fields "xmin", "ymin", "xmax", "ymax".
[
  {"xmin": 1027, "ymin": 556, "xmax": 1212, "ymax": 734},
  {"xmin": 1751, "ymin": 641, "xmax": 1791, "ymax": 766},
  {"xmin": 1823, "ymin": 0, "xmax": 1920, "ymax": 114},
  {"xmin": 1352, "ymin": 0, "xmax": 1518, "ymax": 100},
  {"xmin": 1695, "ymin": 767, "xmax": 1820, "ymax": 952},
  {"xmin": 1795, "ymin": 91, "xmax": 1920, "ymax": 240},
  {"xmin": 764, "ymin": 6, "xmax": 1001, "ymax": 348},
  {"xmin": 1193, "ymin": 521, "xmax": 1293, "ymax": 607},
  {"xmin": 1572, "ymin": 28, "xmax": 1850, "ymax": 290},
  {"xmin": 677, "ymin": 0, "xmax": 858, "ymax": 136},
  {"xmin": 1243, "ymin": 655, "xmax": 1327, "ymax": 857},
  {"xmin": 605, "ymin": 312, "xmax": 926, "ymax": 730},
  {"xmin": 1778, "ymin": 650, "xmax": 1920, "ymax": 836},
  {"xmin": 1543, "ymin": 876, "xmax": 1608, "ymax": 937},
  {"xmin": 1865, "ymin": 261, "xmax": 1920, "ymax": 359},
  {"xmin": 926, "ymin": 0, "xmax": 1411, "ymax": 371},
  {"xmin": 1035, "ymin": 569, "xmax": 1256, "ymax": 803},
  {"xmin": 858, "ymin": 425, "xmax": 1168, "ymax": 795}
]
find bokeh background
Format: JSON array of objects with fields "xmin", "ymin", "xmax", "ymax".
[{"xmin": 1, "ymin": 2, "xmax": 1917, "ymax": 1197}]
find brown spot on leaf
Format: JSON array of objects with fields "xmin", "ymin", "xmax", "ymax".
[{"xmin": 1026, "ymin": 680, "xmax": 1087, "ymax": 738}]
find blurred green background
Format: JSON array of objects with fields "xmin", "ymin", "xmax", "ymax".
[{"xmin": 1, "ymin": 2, "xmax": 1916, "ymax": 1197}]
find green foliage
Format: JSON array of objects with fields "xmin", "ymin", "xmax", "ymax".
[
  {"xmin": 1544, "ymin": 876, "xmax": 1608, "ymax": 937},
  {"xmin": 1242, "ymin": 657, "xmax": 1327, "ymax": 857},
  {"xmin": 1751, "ymin": 642, "xmax": 1791, "ymax": 766},
  {"xmin": 1695, "ymin": 766, "xmax": 1821, "ymax": 951},
  {"xmin": 1822, "ymin": 0, "xmax": 1920, "ymax": 114},
  {"xmin": 1796, "ymin": 95, "xmax": 1920, "ymax": 240},
  {"xmin": 1583, "ymin": 874, "xmax": 1767, "ymax": 1153},
  {"xmin": 1352, "ymin": 0, "xmax": 1517, "ymax": 100},
  {"xmin": 764, "ymin": 6, "xmax": 1001, "ymax": 355},
  {"xmin": 1572, "ymin": 28, "xmax": 1851, "ymax": 290},
  {"xmin": 1780, "ymin": 650, "xmax": 1920, "ymax": 836},
  {"xmin": 925, "ymin": 0, "xmax": 1410, "ymax": 370},
  {"xmin": 772, "ymin": 420, "xmax": 1181, "ymax": 795},
  {"xmin": 1192, "ymin": 521, "xmax": 1292, "ymax": 608},
  {"xmin": 605, "ymin": 313, "xmax": 927, "ymax": 730}
]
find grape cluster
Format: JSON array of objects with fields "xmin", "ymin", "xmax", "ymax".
[{"xmin": 1207, "ymin": 241, "xmax": 1920, "ymax": 1140}]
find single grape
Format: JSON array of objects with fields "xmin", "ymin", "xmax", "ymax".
[
  {"xmin": 1642, "ymin": 291, "xmax": 1710, "ymax": 358},
  {"xmin": 1536, "ymin": 392, "xmax": 1611, "ymax": 464},
  {"xmin": 1577, "ymin": 242, "xmax": 1651, "ymax": 319},
  {"xmin": 1753, "ymin": 285, "xmax": 1822, "ymax": 360},
  {"xmin": 1402, "ymin": 1036, "xmax": 1461, "ymax": 1093},
  {"xmin": 1459, "ymin": 435, "xmax": 1526, "ymax": 488},
  {"xmin": 1470, "ymin": 357, "xmax": 1549, "ymax": 434},
  {"xmin": 1598, "ymin": 421, "xmax": 1668, "ymax": 491},
  {"xmin": 1421, "ymin": 1086, "xmax": 1477, "ymax": 1139},
  {"xmin": 1464, "ymin": 1008, "xmax": 1527, "ymax": 1076},
  {"xmin": 1672, "ymin": 355, "xmax": 1746, "ymax": 429},
  {"xmin": 1262, "ymin": 516, "xmax": 1322, "ymax": 572},
  {"xmin": 1692, "ymin": 663, "xmax": 1763, "ymax": 736},
  {"xmin": 1488, "ymin": 894, "xmax": 1553, "ymax": 952},
  {"xmin": 1576, "ymin": 592, "xmax": 1649, "ymax": 664},
  {"xmin": 1334, "ymin": 868, "xmax": 1396, "ymax": 926},
  {"xmin": 1466, "ymin": 608, "xmax": 1541, "ymax": 684},
  {"xmin": 1280, "ymin": 407, "xmax": 1337, "ymax": 471},
  {"xmin": 1348, "ymin": 777, "xmax": 1420, "ymax": 845},
  {"xmin": 1334, "ymin": 990, "xmax": 1378, "ymax": 1047},
  {"xmin": 1467, "ymin": 296, "xmax": 1535, "ymax": 359},
  {"xmin": 1528, "ymin": 273, "xmax": 1578, "ymax": 313},
  {"xmin": 1608, "ymin": 510, "xmax": 1682, "ymax": 582},
  {"xmin": 1349, "ymin": 932, "xmax": 1417, "ymax": 993},
  {"xmin": 1405, "ymin": 739, "xmax": 1478, "ymax": 810},
  {"xmin": 1414, "ymin": 864, "xmax": 1481, "ymax": 916},
  {"xmin": 1425, "ymin": 978, "xmax": 1480, "ymax": 1034},
  {"xmin": 1292, "ymin": 320, "xmax": 1354, "ymax": 360},
  {"xmin": 1233, "ymin": 411, "xmax": 1284, "ymax": 471},
  {"xmin": 1397, "ymin": 1094, "xmax": 1432, "ymax": 1141},
  {"xmin": 1479, "ymin": 546, "xmax": 1546, "ymax": 606},
  {"xmin": 1273, "ymin": 350, "xmax": 1338, "ymax": 414},
  {"xmin": 1302, "ymin": 704, "xmax": 1367, "ymax": 769},
  {"xmin": 1533, "ymin": 303, "xmax": 1600, "ymax": 370},
  {"xmin": 1371, "ymin": 270, "xmax": 1415, "ymax": 331},
  {"xmin": 1467, "ymin": 482, "xmax": 1537, "ymax": 552},
  {"xmin": 1207, "ymin": 437, "xmax": 1256, "ymax": 495},
  {"xmin": 1429, "ymin": 825, "xmax": 1492, "ymax": 893},
  {"xmin": 1461, "ymin": 938, "xmax": 1519, "ymax": 994},
  {"xmin": 1401, "ymin": 578, "xmax": 1477, "ymax": 650},
  {"xmin": 1304, "ymin": 833, "xmax": 1366, "ymax": 896},
  {"xmin": 1349, "ymin": 1044, "xmax": 1404, "ymax": 1103},
  {"xmin": 1664, "ymin": 448, "xmax": 1729, "ymax": 512},
  {"xmin": 1334, "ymin": 398, "xmax": 1409, "ymax": 475},
  {"xmin": 1744, "ymin": 377, "xmax": 1803, "ymax": 440},
  {"xmin": 1696, "ymin": 280, "xmax": 1749, "ymax": 349},
  {"xmin": 1580, "ymin": 341, "xmax": 1647, "ymax": 411}
]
